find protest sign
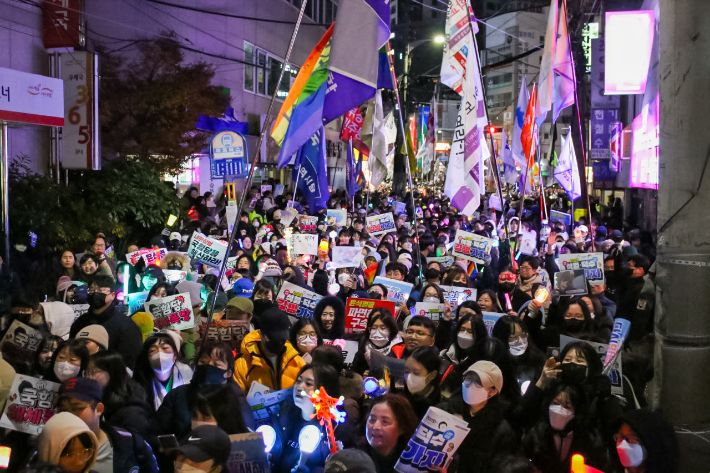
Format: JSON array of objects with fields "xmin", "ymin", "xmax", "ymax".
[
  {"xmin": 290, "ymin": 233, "xmax": 318, "ymax": 256},
  {"xmin": 554, "ymin": 269, "xmax": 588, "ymax": 296},
  {"xmin": 126, "ymin": 248, "xmax": 167, "ymax": 266},
  {"xmin": 393, "ymin": 201, "xmax": 407, "ymax": 215},
  {"xmin": 70, "ymin": 304, "xmax": 90, "ymax": 320},
  {"xmin": 373, "ymin": 276, "xmax": 413, "ymax": 304},
  {"xmin": 246, "ymin": 381, "xmax": 272, "ymax": 400},
  {"xmin": 323, "ymin": 339, "xmax": 359, "ymax": 365},
  {"xmin": 0, "ymin": 320, "xmax": 43, "ymax": 372},
  {"xmin": 426, "ymin": 256, "xmax": 455, "ymax": 270},
  {"xmin": 276, "ymin": 281, "xmax": 323, "ymax": 318},
  {"xmin": 274, "ymin": 184, "xmax": 284, "ymax": 196},
  {"xmin": 247, "ymin": 387, "xmax": 292, "ymax": 427},
  {"xmin": 298, "ymin": 216, "xmax": 318, "ymax": 232},
  {"xmin": 226, "ymin": 433, "xmax": 271, "ymax": 473},
  {"xmin": 0, "ymin": 374, "xmax": 59, "ymax": 435},
  {"xmin": 163, "ymin": 270, "xmax": 188, "ymax": 284},
  {"xmin": 488, "ymin": 194, "xmax": 503, "ymax": 211},
  {"xmin": 199, "ymin": 320, "xmax": 251, "ymax": 352},
  {"xmin": 518, "ymin": 230, "xmax": 537, "ymax": 256},
  {"xmin": 144, "ymin": 293, "xmax": 195, "ymax": 331},
  {"xmin": 187, "ymin": 232, "xmax": 228, "ymax": 268},
  {"xmin": 326, "ymin": 209, "xmax": 347, "ymax": 226},
  {"xmin": 344, "ymin": 298, "xmax": 396, "ymax": 334},
  {"xmin": 558, "ymin": 252, "xmax": 605, "ymax": 286},
  {"xmin": 560, "ymin": 335, "xmax": 623, "ymax": 395},
  {"xmin": 366, "ymin": 213, "xmax": 396, "ymax": 236},
  {"xmin": 395, "ymin": 406, "xmax": 471, "ymax": 473},
  {"xmin": 414, "ymin": 302, "xmax": 446, "ymax": 322},
  {"xmin": 369, "ymin": 350, "xmax": 406, "ymax": 390},
  {"xmin": 482, "ymin": 312, "xmax": 505, "ymax": 336},
  {"xmin": 452, "ymin": 230, "xmax": 493, "ymax": 264},
  {"xmin": 260, "ymin": 185, "xmax": 272, "ymax": 194},
  {"xmin": 439, "ymin": 285, "xmax": 477, "ymax": 311},
  {"xmin": 331, "ymin": 246, "xmax": 365, "ymax": 269},
  {"xmin": 550, "ymin": 210, "xmax": 572, "ymax": 228},
  {"xmin": 280, "ymin": 207, "xmax": 299, "ymax": 227},
  {"xmin": 125, "ymin": 291, "xmax": 149, "ymax": 316}
]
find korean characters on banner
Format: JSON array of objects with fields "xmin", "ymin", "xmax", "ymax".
[
  {"xmin": 289, "ymin": 233, "xmax": 319, "ymax": 256},
  {"xmin": 345, "ymin": 298, "xmax": 396, "ymax": 334},
  {"xmin": 394, "ymin": 406, "xmax": 471, "ymax": 473},
  {"xmin": 187, "ymin": 232, "xmax": 228, "ymax": 268},
  {"xmin": 276, "ymin": 281, "xmax": 323, "ymax": 318},
  {"xmin": 199, "ymin": 320, "xmax": 251, "ymax": 352},
  {"xmin": 366, "ymin": 213, "xmax": 396, "ymax": 236},
  {"xmin": 247, "ymin": 388, "xmax": 293, "ymax": 428},
  {"xmin": 125, "ymin": 291, "xmax": 150, "ymax": 316},
  {"xmin": 372, "ymin": 277, "xmax": 414, "ymax": 305},
  {"xmin": 126, "ymin": 248, "xmax": 167, "ymax": 266},
  {"xmin": 0, "ymin": 375, "xmax": 60, "ymax": 435},
  {"xmin": 298, "ymin": 216, "xmax": 318, "ymax": 232},
  {"xmin": 452, "ymin": 230, "xmax": 493, "ymax": 264},
  {"xmin": 439, "ymin": 286, "xmax": 477, "ymax": 312},
  {"xmin": 0, "ymin": 320, "xmax": 43, "ymax": 371},
  {"xmin": 144, "ymin": 293, "xmax": 195, "ymax": 331},
  {"xmin": 413, "ymin": 302, "xmax": 446, "ymax": 322},
  {"xmin": 226, "ymin": 433, "xmax": 270, "ymax": 473},
  {"xmin": 426, "ymin": 256, "xmax": 455, "ymax": 270},
  {"xmin": 558, "ymin": 252, "xmax": 605, "ymax": 286}
]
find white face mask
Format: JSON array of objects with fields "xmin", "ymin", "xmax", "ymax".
[
  {"xmin": 338, "ymin": 273, "xmax": 351, "ymax": 285},
  {"xmin": 549, "ymin": 404, "xmax": 575, "ymax": 431},
  {"xmin": 457, "ymin": 332, "xmax": 474, "ymax": 349},
  {"xmin": 190, "ymin": 419, "xmax": 217, "ymax": 431},
  {"xmin": 298, "ymin": 334, "xmax": 318, "ymax": 349},
  {"xmin": 54, "ymin": 361, "xmax": 81, "ymax": 382},
  {"xmin": 509, "ymin": 338, "xmax": 528, "ymax": 356},
  {"xmin": 616, "ymin": 440, "xmax": 645, "ymax": 467},
  {"xmin": 590, "ymin": 312, "xmax": 596, "ymax": 320},
  {"xmin": 369, "ymin": 329, "xmax": 390, "ymax": 347},
  {"xmin": 462, "ymin": 382, "xmax": 490, "ymax": 406},
  {"xmin": 423, "ymin": 296, "xmax": 440, "ymax": 303},
  {"xmin": 150, "ymin": 351, "xmax": 175, "ymax": 376},
  {"xmin": 406, "ymin": 373, "xmax": 428, "ymax": 394}
]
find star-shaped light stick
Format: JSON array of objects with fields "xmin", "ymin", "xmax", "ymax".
[{"xmin": 307, "ymin": 387, "xmax": 346, "ymax": 453}]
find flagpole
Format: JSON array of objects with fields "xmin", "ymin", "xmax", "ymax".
[
  {"xmin": 292, "ymin": 163, "xmax": 301, "ymax": 202},
  {"xmin": 535, "ymin": 132, "xmax": 549, "ymax": 220},
  {"xmin": 386, "ymin": 42, "xmax": 424, "ymax": 284},
  {"xmin": 201, "ymin": 0, "xmax": 311, "ymax": 347}
]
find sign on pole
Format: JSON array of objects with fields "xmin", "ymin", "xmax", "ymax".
[
  {"xmin": 0, "ymin": 67, "xmax": 64, "ymax": 126},
  {"xmin": 210, "ymin": 131, "xmax": 248, "ymax": 178},
  {"xmin": 60, "ymin": 52, "xmax": 99, "ymax": 169}
]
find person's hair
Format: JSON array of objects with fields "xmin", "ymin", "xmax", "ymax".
[
  {"xmin": 133, "ymin": 333, "xmax": 180, "ymax": 386},
  {"xmin": 147, "ymin": 282, "xmax": 176, "ymax": 300},
  {"xmin": 252, "ymin": 279, "xmax": 275, "ymax": 300},
  {"xmin": 581, "ymin": 295, "xmax": 603, "ymax": 318},
  {"xmin": 559, "ymin": 341, "xmax": 603, "ymax": 377},
  {"xmin": 46, "ymin": 340, "xmax": 90, "ymax": 382},
  {"xmin": 477, "ymin": 289, "xmax": 500, "ymax": 311},
  {"xmin": 420, "ymin": 284, "xmax": 444, "ymax": 303},
  {"xmin": 236, "ymin": 254, "xmax": 256, "ymax": 276},
  {"xmin": 201, "ymin": 274, "xmax": 219, "ymax": 292},
  {"xmin": 489, "ymin": 455, "xmax": 536, "ymax": 473},
  {"xmin": 456, "ymin": 313, "xmax": 488, "ymax": 349},
  {"xmin": 410, "ymin": 346, "xmax": 441, "ymax": 379},
  {"xmin": 79, "ymin": 253, "xmax": 100, "ymax": 267},
  {"xmin": 628, "ymin": 254, "xmax": 651, "ymax": 274},
  {"xmin": 192, "ymin": 384, "xmax": 248, "ymax": 435},
  {"xmin": 519, "ymin": 256, "xmax": 540, "ymax": 270},
  {"xmin": 457, "ymin": 300, "xmax": 483, "ymax": 320},
  {"xmin": 300, "ymin": 363, "xmax": 341, "ymax": 398},
  {"xmin": 407, "ymin": 316, "xmax": 435, "ymax": 338},
  {"xmin": 92, "ymin": 275, "xmax": 116, "ymax": 292},
  {"xmin": 561, "ymin": 297, "xmax": 594, "ymax": 332},
  {"xmin": 339, "ymin": 228, "xmax": 351, "ymax": 237},
  {"xmin": 491, "ymin": 316, "xmax": 528, "ymax": 350},
  {"xmin": 89, "ymin": 350, "xmax": 130, "ymax": 405},
  {"xmin": 369, "ymin": 394, "xmax": 419, "ymax": 444},
  {"xmin": 442, "ymin": 265, "xmax": 468, "ymax": 286},
  {"xmin": 289, "ymin": 319, "xmax": 323, "ymax": 353},
  {"xmin": 362, "ymin": 307, "xmax": 398, "ymax": 347},
  {"xmin": 419, "ymin": 235, "xmax": 435, "ymax": 250},
  {"xmin": 369, "ymin": 284, "xmax": 388, "ymax": 298},
  {"xmin": 543, "ymin": 383, "xmax": 587, "ymax": 427},
  {"xmin": 310, "ymin": 345, "xmax": 344, "ymax": 374},
  {"xmin": 32, "ymin": 335, "xmax": 63, "ymax": 376},
  {"xmin": 385, "ymin": 261, "xmax": 408, "ymax": 277},
  {"xmin": 197, "ymin": 341, "xmax": 236, "ymax": 369}
]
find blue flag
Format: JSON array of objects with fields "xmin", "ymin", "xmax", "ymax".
[
  {"xmin": 346, "ymin": 139, "xmax": 359, "ymax": 197},
  {"xmin": 293, "ymin": 126, "xmax": 330, "ymax": 211}
]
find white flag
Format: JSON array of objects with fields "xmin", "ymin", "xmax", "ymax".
[
  {"xmin": 368, "ymin": 90, "xmax": 388, "ymax": 186},
  {"xmin": 440, "ymin": 0, "xmax": 476, "ymax": 95},
  {"xmin": 552, "ymin": 4, "xmax": 575, "ymax": 123},
  {"xmin": 511, "ymin": 76, "xmax": 529, "ymax": 167},
  {"xmin": 501, "ymin": 128, "xmax": 518, "ymax": 185},
  {"xmin": 554, "ymin": 132, "xmax": 582, "ymax": 200},
  {"xmin": 535, "ymin": 0, "xmax": 559, "ymax": 125}
]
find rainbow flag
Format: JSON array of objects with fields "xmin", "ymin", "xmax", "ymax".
[{"xmin": 467, "ymin": 262, "xmax": 477, "ymax": 278}]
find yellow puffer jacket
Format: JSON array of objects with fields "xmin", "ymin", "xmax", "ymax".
[{"xmin": 233, "ymin": 329, "xmax": 306, "ymax": 392}]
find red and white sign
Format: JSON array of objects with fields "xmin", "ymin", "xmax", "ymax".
[
  {"xmin": 0, "ymin": 67, "xmax": 64, "ymax": 126},
  {"xmin": 42, "ymin": 0, "xmax": 82, "ymax": 49},
  {"xmin": 61, "ymin": 52, "xmax": 97, "ymax": 169},
  {"xmin": 344, "ymin": 298, "xmax": 396, "ymax": 334}
]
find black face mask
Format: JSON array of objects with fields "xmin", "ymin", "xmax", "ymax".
[
  {"xmin": 253, "ymin": 299, "xmax": 273, "ymax": 315},
  {"xmin": 499, "ymin": 283, "xmax": 515, "ymax": 293},
  {"xmin": 452, "ymin": 281, "xmax": 467, "ymax": 287},
  {"xmin": 559, "ymin": 362, "xmax": 587, "ymax": 385},
  {"xmin": 87, "ymin": 292, "xmax": 108, "ymax": 310},
  {"xmin": 262, "ymin": 336, "xmax": 285, "ymax": 355},
  {"xmin": 563, "ymin": 318, "xmax": 585, "ymax": 334},
  {"xmin": 424, "ymin": 268, "xmax": 440, "ymax": 280},
  {"xmin": 378, "ymin": 251, "xmax": 388, "ymax": 261},
  {"xmin": 193, "ymin": 364, "xmax": 228, "ymax": 386}
]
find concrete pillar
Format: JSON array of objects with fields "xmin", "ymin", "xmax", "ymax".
[{"xmin": 655, "ymin": 0, "xmax": 710, "ymax": 469}]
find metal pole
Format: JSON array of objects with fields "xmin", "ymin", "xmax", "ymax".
[
  {"xmin": 202, "ymin": 0, "xmax": 310, "ymax": 337},
  {"xmin": 387, "ymin": 42, "xmax": 424, "ymax": 284},
  {"xmin": 0, "ymin": 122, "xmax": 9, "ymax": 265},
  {"xmin": 535, "ymin": 132, "xmax": 548, "ymax": 220}
]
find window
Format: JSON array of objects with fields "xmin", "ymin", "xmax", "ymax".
[
  {"xmin": 257, "ymin": 51, "xmax": 266, "ymax": 95},
  {"xmin": 244, "ymin": 41, "xmax": 299, "ymax": 99},
  {"xmin": 244, "ymin": 43, "xmax": 254, "ymax": 92}
]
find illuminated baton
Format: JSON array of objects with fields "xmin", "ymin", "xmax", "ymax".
[
  {"xmin": 308, "ymin": 387, "xmax": 346, "ymax": 454},
  {"xmin": 571, "ymin": 453, "xmax": 605, "ymax": 473},
  {"xmin": 602, "ymin": 318, "xmax": 631, "ymax": 375}
]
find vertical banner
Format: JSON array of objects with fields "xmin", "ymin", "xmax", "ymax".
[
  {"xmin": 42, "ymin": 0, "xmax": 82, "ymax": 49},
  {"xmin": 61, "ymin": 52, "xmax": 99, "ymax": 169}
]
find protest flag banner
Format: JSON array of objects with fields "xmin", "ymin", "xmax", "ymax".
[
  {"xmin": 126, "ymin": 248, "xmax": 167, "ymax": 266},
  {"xmin": 187, "ymin": 232, "xmax": 228, "ymax": 268},
  {"xmin": 125, "ymin": 291, "xmax": 150, "ymax": 316},
  {"xmin": 366, "ymin": 212, "xmax": 396, "ymax": 236},
  {"xmin": 413, "ymin": 302, "xmax": 446, "ymax": 322},
  {"xmin": 345, "ymin": 298, "xmax": 396, "ymax": 334},
  {"xmin": 0, "ymin": 374, "xmax": 60, "ymax": 435},
  {"xmin": 372, "ymin": 276, "xmax": 414, "ymax": 304},
  {"xmin": 144, "ymin": 293, "xmax": 195, "ymax": 331},
  {"xmin": 452, "ymin": 230, "xmax": 494, "ymax": 264},
  {"xmin": 558, "ymin": 252, "xmax": 605, "ymax": 286},
  {"xmin": 198, "ymin": 320, "xmax": 251, "ymax": 352},
  {"xmin": 276, "ymin": 281, "xmax": 323, "ymax": 318}
]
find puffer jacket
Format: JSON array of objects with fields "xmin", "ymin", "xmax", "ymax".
[{"xmin": 233, "ymin": 330, "xmax": 306, "ymax": 392}]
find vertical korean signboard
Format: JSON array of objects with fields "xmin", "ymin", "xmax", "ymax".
[
  {"xmin": 42, "ymin": 0, "xmax": 82, "ymax": 49},
  {"xmin": 61, "ymin": 52, "xmax": 99, "ymax": 169}
]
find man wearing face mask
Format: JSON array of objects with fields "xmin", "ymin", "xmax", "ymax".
[
  {"xmin": 612, "ymin": 409, "xmax": 679, "ymax": 473},
  {"xmin": 70, "ymin": 276, "xmax": 143, "ymax": 369},
  {"xmin": 423, "ymin": 262, "xmax": 442, "ymax": 285},
  {"xmin": 233, "ymin": 306, "xmax": 306, "ymax": 392}
]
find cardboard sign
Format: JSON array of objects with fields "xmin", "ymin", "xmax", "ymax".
[
  {"xmin": 414, "ymin": 302, "xmax": 446, "ymax": 322},
  {"xmin": 163, "ymin": 270, "xmax": 188, "ymax": 284},
  {"xmin": 560, "ymin": 335, "xmax": 623, "ymax": 395},
  {"xmin": 290, "ymin": 233, "xmax": 318, "ymax": 256},
  {"xmin": 393, "ymin": 201, "xmax": 407, "ymax": 215},
  {"xmin": 518, "ymin": 230, "xmax": 537, "ymax": 255},
  {"xmin": 369, "ymin": 350, "xmax": 407, "ymax": 390},
  {"xmin": 298, "ymin": 216, "xmax": 318, "ymax": 232},
  {"xmin": 439, "ymin": 285, "xmax": 477, "ymax": 311},
  {"xmin": 199, "ymin": 320, "xmax": 251, "ymax": 352},
  {"xmin": 366, "ymin": 213, "xmax": 396, "ymax": 236},
  {"xmin": 275, "ymin": 281, "xmax": 323, "ymax": 318},
  {"xmin": 0, "ymin": 320, "xmax": 43, "ymax": 371},
  {"xmin": 482, "ymin": 312, "xmax": 505, "ymax": 336},
  {"xmin": 452, "ymin": 230, "xmax": 493, "ymax": 264},
  {"xmin": 554, "ymin": 269, "xmax": 588, "ymax": 296},
  {"xmin": 274, "ymin": 184, "xmax": 284, "ymax": 196},
  {"xmin": 344, "ymin": 298, "xmax": 396, "ymax": 334},
  {"xmin": 372, "ymin": 276, "xmax": 414, "ymax": 305},
  {"xmin": 0, "ymin": 375, "xmax": 59, "ymax": 435},
  {"xmin": 550, "ymin": 210, "xmax": 572, "ymax": 228},
  {"xmin": 144, "ymin": 293, "xmax": 195, "ymax": 331},
  {"xmin": 70, "ymin": 304, "xmax": 90, "ymax": 320},
  {"xmin": 247, "ymin": 387, "xmax": 292, "ymax": 427},
  {"xmin": 426, "ymin": 256, "xmax": 455, "ymax": 270},
  {"xmin": 226, "ymin": 433, "xmax": 271, "ymax": 473},
  {"xmin": 395, "ymin": 406, "xmax": 471, "ymax": 473},
  {"xmin": 125, "ymin": 291, "xmax": 150, "ymax": 316},
  {"xmin": 246, "ymin": 381, "xmax": 272, "ymax": 400},
  {"xmin": 126, "ymin": 248, "xmax": 167, "ymax": 266},
  {"xmin": 280, "ymin": 207, "xmax": 299, "ymax": 227},
  {"xmin": 188, "ymin": 232, "xmax": 228, "ymax": 268},
  {"xmin": 260, "ymin": 185, "xmax": 272, "ymax": 194},
  {"xmin": 558, "ymin": 252, "xmax": 605, "ymax": 286},
  {"xmin": 331, "ymin": 246, "xmax": 365, "ymax": 269},
  {"xmin": 326, "ymin": 209, "xmax": 347, "ymax": 226}
]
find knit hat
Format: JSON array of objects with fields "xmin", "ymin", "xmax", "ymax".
[
  {"xmin": 131, "ymin": 312, "xmax": 155, "ymax": 341},
  {"xmin": 261, "ymin": 258, "xmax": 283, "ymax": 277},
  {"xmin": 464, "ymin": 360, "xmax": 503, "ymax": 393},
  {"xmin": 259, "ymin": 306, "xmax": 291, "ymax": 344},
  {"xmin": 161, "ymin": 329, "xmax": 183, "ymax": 351},
  {"xmin": 75, "ymin": 324, "xmax": 109, "ymax": 350},
  {"xmin": 40, "ymin": 302, "xmax": 76, "ymax": 340}
]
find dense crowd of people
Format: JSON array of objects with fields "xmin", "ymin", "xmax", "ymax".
[{"xmin": 0, "ymin": 182, "xmax": 677, "ymax": 473}]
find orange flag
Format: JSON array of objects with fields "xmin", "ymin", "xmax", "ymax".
[{"xmin": 521, "ymin": 83, "xmax": 538, "ymax": 167}]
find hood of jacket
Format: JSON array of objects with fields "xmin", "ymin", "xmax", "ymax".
[
  {"xmin": 313, "ymin": 296, "xmax": 346, "ymax": 340},
  {"xmin": 40, "ymin": 301, "xmax": 76, "ymax": 340},
  {"xmin": 39, "ymin": 412, "xmax": 98, "ymax": 470},
  {"xmin": 283, "ymin": 265, "xmax": 306, "ymax": 288},
  {"xmin": 160, "ymin": 251, "xmax": 192, "ymax": 271}
]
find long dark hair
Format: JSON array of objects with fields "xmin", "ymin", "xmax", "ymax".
[
  {"xmin": 31, "ymin": 335, "xmax": 63, "ymax": 378},
  {"xmin": 409, "ymin": 346, "xmax": 441, "ymax": 386},
  {"xmin": 192, "ymin": 384, "xmax": 248, "ymax": 435},
  {"xmin": 360, "ymin": 307, "xmax": 398, "ymax": 350},
  {"xmin": 452, "ymin": 313, "xmax": 488, "ymax": 360},
  {"xmin": 88, "ymin": 350, "xmax": 130, "ymax": 405},
  {"xmin": 133, "ymin": 333, "xmax": 180, "ymax": 387},
  {"xmin": 420, "ymin": 284, "xmax": 444, "ymax": 302}
]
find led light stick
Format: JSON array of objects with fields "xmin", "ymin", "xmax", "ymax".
[{"xmin": 308, "ymin": 387, "xmax": 346, "ymax": 454}]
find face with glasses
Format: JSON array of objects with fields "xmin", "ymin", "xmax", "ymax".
[
  {"xmin": 296, "ymin": 324, "xmax": 319, "ymax": 354},
  {"xmin": 508, "ymin": 324, "xmax": 527, "ymax": 344},
  {"xmin": 404, "ymin": 325, "xmax": 434, "ymax": 351},
  {"xmin": 518, "ymin": 263, "xmax": 535, "ymax": 279},
  {"xmin": 85, "ymin": 361, "xmax": 109, "ymax": 388},
  {"xmin": 59, "ymin": 435, "xmax": 95, "ymax": 473}
]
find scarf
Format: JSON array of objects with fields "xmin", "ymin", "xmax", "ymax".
[
  {"xmin": 517, "ymin": 272, "xmax": 544, "ymax": 296},
  {"xmin": 151, "ymin": 364, "xmax": 187, "ymax": 411}
]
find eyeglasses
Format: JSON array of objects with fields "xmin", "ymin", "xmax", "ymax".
[
  {"xmin": 61, "ymin": 447, "xmax": 94, "ymax": 462},
  {"xmin": 84, "ymin": 368, "xmax": 104, "ymax": 377},
  {"xmin": 405, "ymin": 329, "xmax": 431, "ymax": 338}
]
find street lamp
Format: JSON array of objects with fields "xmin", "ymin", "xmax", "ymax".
[{"xmin": 403, "ymin": 35, "xmax": 445, "ymax": 106}]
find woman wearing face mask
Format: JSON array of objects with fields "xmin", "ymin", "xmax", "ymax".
[
  {"xmin": 437, "ymin": 360, "xmax": 517, "ymax": 473},
  {"xmin": 134, "ymin": 333, "xmax": 193, "ymax": 413},
  {"xmin": 351, "ymin": 308, "xmax": 402, "ymax": 375},
  {"xmin": 526, "ymin": 297, "xmax": 599, "ymax": 353},
  {"xmin": 30, "ymin": 335, "xmax": 63, "ymax": 378},
  {"xmin": 580, "ymin": 293, "xmax": 614, "ymax": 342},
  {"xmin": 423, "ymin": 262, "xmax": 443, "ymax": 285},
  {"xmin": 439, "ymin": 314, "xmax": 488, "ymax": 396},
  {"xmin": 491, "ymin": 316, "xmax": 546, "ymax": 395},
  {"xmin": 364, "ymin": 394, "xmax": 419, "ymax": 473},
  {"xmin": 523, "ymin": 384, "xmax": 610, "ymax": 473},
  {"xmin": 403, "ymin": 346, "xmax": 441, "ymax": 418},
  {"xmin": 149, "ymin": 341, "xmax": 255, "ymax": 441},
  {"xmin": 313, "ymin": 296, "xmax": 346, "ymax": 341},
  {"xmin": 46, "ymin": 339, "xmax": 90, "ymax": 383},
  {"xmin": 612, "ymin": 409, "xmax": 679, "ymax": 473},
  {"xmin": 289, "ymin": 319, "xmax": 322, "ymax": 363},
  {"xmin": 442, "ymin": 265, "xmax": 471, "ymax": 287}
]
